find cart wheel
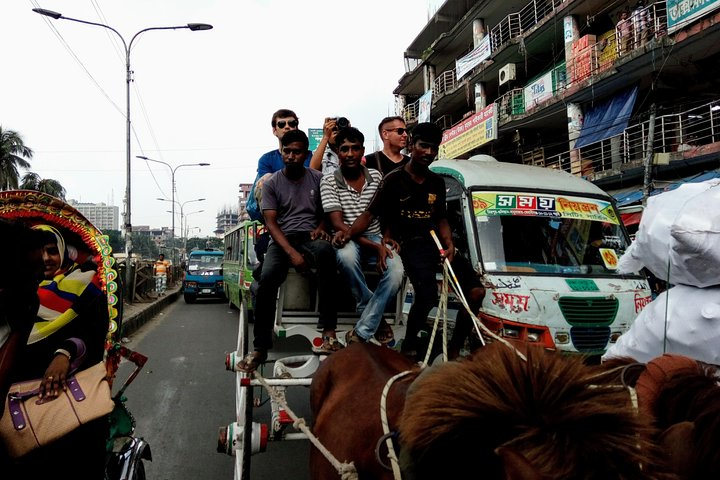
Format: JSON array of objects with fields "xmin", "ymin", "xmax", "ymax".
[{"xmin": 234, "ymin": 298, "xmax": 253, "ymax": 479}]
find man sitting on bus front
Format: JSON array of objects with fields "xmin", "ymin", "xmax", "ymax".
[
  {"xmin": 238, "ymin": 129, "xmax": 342, "ymax": 372},
  {"xmin": 320, "ymin": 127, "xmax": 404, "ymax": 345},
  {"xmin": 339, "ymin": 123, "xmax": 485, "ymax": 361}
]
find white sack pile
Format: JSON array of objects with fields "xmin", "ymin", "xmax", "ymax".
[{"xmin": 603, "ymin": 179, "xmax": 720, "ymax": 364}]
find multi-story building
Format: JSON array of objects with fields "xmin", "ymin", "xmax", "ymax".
[
  {"xmin": 215, "ymin": 207, "xmax": 239, "ymax": 237},
  {"xmin": 238, "ymin": 182, "xmax": 252, "ymax": 221},
  {"xmin": 394, "ymin": 0, "xmax": 720, "ymax": 218},
  {"xmin": 69, "ymin": 200, "xmax": 120, "ymax": 231}
]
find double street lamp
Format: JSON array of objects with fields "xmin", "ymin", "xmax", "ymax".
[
  {"xmin": 138, "ymin": 156, "xmax": 210, "ymax": 246},
  {"xmin": 33, "ymin": 8, "xmax": 212, "ymax": 291}
]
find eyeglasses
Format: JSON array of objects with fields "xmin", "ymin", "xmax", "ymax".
[
  {"xmin": 383, "ymin": 127, "xmax": 407, "ymax": 135},
  {"xmin": 276, "ymin": 120, "xmax": 299, "ymax": 129}
]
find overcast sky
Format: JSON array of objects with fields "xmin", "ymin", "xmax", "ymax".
[{"xmin": 3, "ymin": 0, "xmax": 442, "ymax": 237}]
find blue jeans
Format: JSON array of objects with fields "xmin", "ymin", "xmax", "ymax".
[
  {"xmin": 253, "ymin": 233, "xmax": 338, "ymax": 352},
  {"xmin": 335, "ymin": 234, "xmax": 404, "ymax": 341}
]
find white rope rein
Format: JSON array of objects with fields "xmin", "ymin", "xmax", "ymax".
[
  {"xmin": 429, "ymin": 230, "xmax": 527, "ymax": 362},
  {"xmin": 252, "ymin": 371, "xmax": 359, "ymax": 480},
  {"xmin": 379, "ymin": 369, "xmax": 415, "ymax": 480}
]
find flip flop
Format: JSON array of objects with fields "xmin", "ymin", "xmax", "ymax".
[
  {"xmin": 237, "ymin": 350, "xmax": 268, "ymax": 373},
  {"xmin": 374, "ymin": 319, "xmax": 395, "ymax": 344}
]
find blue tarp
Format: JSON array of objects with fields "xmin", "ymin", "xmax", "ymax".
[
  {"xmin": 574, "ymin": 86, "xmax": 639, "ymax": 149},
  {"xmin": 612, "ymin": 168, "xmax": 720, "ymax": 207}
]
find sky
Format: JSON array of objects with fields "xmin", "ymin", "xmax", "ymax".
[{"xmin": 3, "ymin": 0, "xmax": 443, "ymax": 238}]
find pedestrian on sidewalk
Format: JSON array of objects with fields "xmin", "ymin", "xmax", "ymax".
[{"xmin": 153, "ymin": 253, "xmax": 170, "ymax": 296}]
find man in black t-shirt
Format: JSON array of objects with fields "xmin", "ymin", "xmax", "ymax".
[
  {"xmin": 341, "ymin": 123, "xmax": 485, "ymax": 361},
  {"xmin": 363, "ymin": 116, "xmax": 410, "ymax": 177}
]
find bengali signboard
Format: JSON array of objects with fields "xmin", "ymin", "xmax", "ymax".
[
  {"xmin": 455, "ymin": 36, "xmax": 491, "ymax": 80},
  {"xmin": 308, "ymin": 128, "xmax": 323, "ymax": 153},
  {"xmin": 472, "ymin": 191, "xmax": 620, "ymax": 224},
  {"xmin": 667, "ymin": 0, "xmax": 720, "ymax": 33},
  {"xmin": 439, "ymin": 103, "xmax": 498, "ymax": 159},
  {"xmin": 524, "ymin": 71, "xmax": 554, "ymax": 111}
]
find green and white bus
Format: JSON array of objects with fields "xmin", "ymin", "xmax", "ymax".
[{"xmin": 223, "ymin": 220, "xmax": 264, "ymax": 311}]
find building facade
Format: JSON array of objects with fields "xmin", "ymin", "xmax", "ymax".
[
  {"xmin": 394, "ymin": 0, "xmax": 720, "ymax": 210},
  {"xmin": 69, "ymin": 200, "xmax": 120, "ymax": 231},
  {"xmin": 215, "ymin": 207, "xmax": 239, "ymax": 237}
]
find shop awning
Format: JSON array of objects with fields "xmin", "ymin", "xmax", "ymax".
[
  {"xmin": 574, "ymin": 86, "xmax": 638, "ymax": 148},
  {"xmin": 620, "ymin": 211, "xmax": 643, "ymax": 226}
]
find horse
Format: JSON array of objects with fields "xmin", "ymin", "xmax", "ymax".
[
  {"xmin": 600, "ymin": 354, "xmax": 720, "ymax": 480},
  {"xmin": 309, "ymin": 342, "xmax": 674, "ymax": 480}
]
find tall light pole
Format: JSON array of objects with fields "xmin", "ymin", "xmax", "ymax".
[
  {"xmin": 159, "ymin": 197, "xmax": 204, "ymax": 256},
  {"xmin": 33, "ymin": 8, "xmax": 212, "ymax": 294},
  {"xmin": 183, "ymin": 210, "xmax": 205, "ymax": 255},
  {"xmin": 138, "ymin": 156, "xmax": 210, "ymax": 247}
]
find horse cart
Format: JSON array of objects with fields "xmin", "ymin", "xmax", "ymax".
[
  {"xmin": 0, "ymin": 190, "xmax": 150, "ymax": 480},
  {"xmin": 217, "ymin": 156, "xmax": 652, "ymax": 479}
]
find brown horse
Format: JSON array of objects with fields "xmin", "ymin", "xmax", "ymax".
[
  {"xmin": 309, "ymin": 343, "xmax": 419, "ymax": 479},
  {"xmin": 600, "ymin": 354, "xmax": 720, "ymax": 480},
  {"xmin": 310, "ymin": 342, "xmax": 675, "ymax": 480}
]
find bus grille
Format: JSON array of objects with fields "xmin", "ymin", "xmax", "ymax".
[
  {"xmin": 570, "ymin": 327, "xmax": 611, "ymax": 352},
  {"xmin": 558, "ymin": 297, "xmax": 619, "ymax": 326}
]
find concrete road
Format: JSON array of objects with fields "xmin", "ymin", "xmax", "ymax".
[{"xmin": 117, "ymin": 297, "xmax": 313, "ymax": 480}]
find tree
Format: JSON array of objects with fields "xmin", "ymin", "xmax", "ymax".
[
  {"xmin": 20, "ymin": 172, "xmax": 66, "ymax": 200},
  {"xmin": 0, "ymin": 126, "xmax": 33, "ymax": 190}
]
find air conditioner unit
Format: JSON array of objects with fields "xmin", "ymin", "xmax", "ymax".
[{"xmin": 499, "ymin": 63, "xmax": 516, "ymax": 86}]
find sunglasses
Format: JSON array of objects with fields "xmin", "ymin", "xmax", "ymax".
[
  {"xmin": 383, "ymin": 127, "xmax": 407, "ymax": 135},
  {"xmin": 276, "ymin": 120, "xmax": 298, "ymax": 129}
]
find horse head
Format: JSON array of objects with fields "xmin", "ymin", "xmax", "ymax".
[{"xmin": 398, "ymin": 343, "xmax": 670, "ymax": 480}]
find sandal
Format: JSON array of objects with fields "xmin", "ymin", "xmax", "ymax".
[
  {"xmin": 236, "ymin": 350, "xmax": 268, "ymax": 373},
  {"xmin": 345, "ymin": 329, "xmax": 363, "ymax": 345},
  {"xmin": 374, "ymin": 319, "xmax": 395, "ymax": 345},
  {"xmin": 312, "ymin": 336, "xmax": 345, "ymax": 355}
]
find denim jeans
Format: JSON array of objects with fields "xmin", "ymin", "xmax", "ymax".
[
  {"xmin": 253, "ymin": 233, "xmax": 338, "ymax": 352},
  {"xmin": 335, "ymin": 234, "xmax": 405, "ymax": 341}
]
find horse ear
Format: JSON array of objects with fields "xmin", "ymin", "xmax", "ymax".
[
  {"xmin": 495, "ymin": 446, "xmax": 544, "ymax": 480},
  {"xmin": 659, "ymin": 421, "xmax": 695, "ymax": 475}
]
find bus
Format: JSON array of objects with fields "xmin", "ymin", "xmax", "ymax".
[
  {"xmin": 223, "ymin": 220, "xmax": 264, "ymax": 311},
  {"xmin": 183, "ymin": 248, "xmax": 224, "ymax": 303}
]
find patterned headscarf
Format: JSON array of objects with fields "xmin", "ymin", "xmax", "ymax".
[{"xmin": 28, "ymin": 224, "xmax": 101, "ymax": 344}]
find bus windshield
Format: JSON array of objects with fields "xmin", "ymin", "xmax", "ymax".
[
  {"xmin": 472, "ymin": 191, "xmax": 633, "ymax": 275},
  {"xmin": 188, "ymin": 254, "xmax": 223, "ymax": 276}
]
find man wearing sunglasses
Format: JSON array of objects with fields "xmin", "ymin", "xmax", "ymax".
[
  {"xmin": 339, "ymin": 123, "xmax": 485, "ymax": 362},
  {"xmin": 256, "ymin": 109, "xmax": 312, "ymax": 178},
  {"xmin": 363, "ymin": 116, "xmax": 410, "ymax": 177},
  {"xmin": 320, "ymin": 127, "xmax": 404, "ymax": 346}
]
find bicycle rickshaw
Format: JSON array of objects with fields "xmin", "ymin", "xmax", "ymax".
[
  {"xmin": 217, "ymin": 156, "xmax": 652, "ymax": 479},
  {"xmin": 0, "ymin": 190, "xmax": 150, "ymax": 480}
]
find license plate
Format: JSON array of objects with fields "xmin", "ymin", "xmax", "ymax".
[{"xmin": 202, "ymin": 289, "xmax": 212, "ymax": 294}]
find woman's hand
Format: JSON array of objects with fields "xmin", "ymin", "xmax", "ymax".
[{"xmin": 40, "ymin": 354, "xmax": 70, "ymax": 399}]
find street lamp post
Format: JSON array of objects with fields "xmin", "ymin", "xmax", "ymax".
[
  {"xmin": 138, "ymin": 156, "xmax": 210, "ymax": 249},
  {"xmin": 33, "ymin": 8, "xmax": 212, "ymax": 295},
  {"xmin": 182, "ymin": 209, "xmax": 205, "ymax": 254},
  {"xmin": 159, "ymin": 197, "xmax": 204, "ymax": 259}
]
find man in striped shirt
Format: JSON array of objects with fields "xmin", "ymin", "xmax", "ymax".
[{"xmin": 320, "ymin": 127, "xmax": 405, "ymax": 344}]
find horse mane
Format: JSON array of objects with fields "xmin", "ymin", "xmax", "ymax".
[
  {"xmin": 602, "ymin": 354, "xmax": 720, "ymax": 479},
  {"xmin": 399, "ymin": 343, "xmax": 671, "ymax": 480}
]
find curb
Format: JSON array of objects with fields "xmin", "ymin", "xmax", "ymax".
[{"xmin": 121, "ymin": 289, "xmax": 181, "ymax": 338}]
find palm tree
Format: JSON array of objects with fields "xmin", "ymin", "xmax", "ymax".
[
  {"xmin": 0, "ymin": 126, "xmax": 33, "ymax": 190},
  {"xmin": 20, "ymin": 172, "xmax": 67, "ymax": 200}
]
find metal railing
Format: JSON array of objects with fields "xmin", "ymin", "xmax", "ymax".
[
  {"xmin": 433, "ymin": 69, "xmax": 457, "ymax": 96},
  {"xmin": 543, "ymin": 99, "xmax": 720, "ymax": 177},
  {"xmin": 490, "ymin": 12, "xmax": 521, "ymax": 52}
]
